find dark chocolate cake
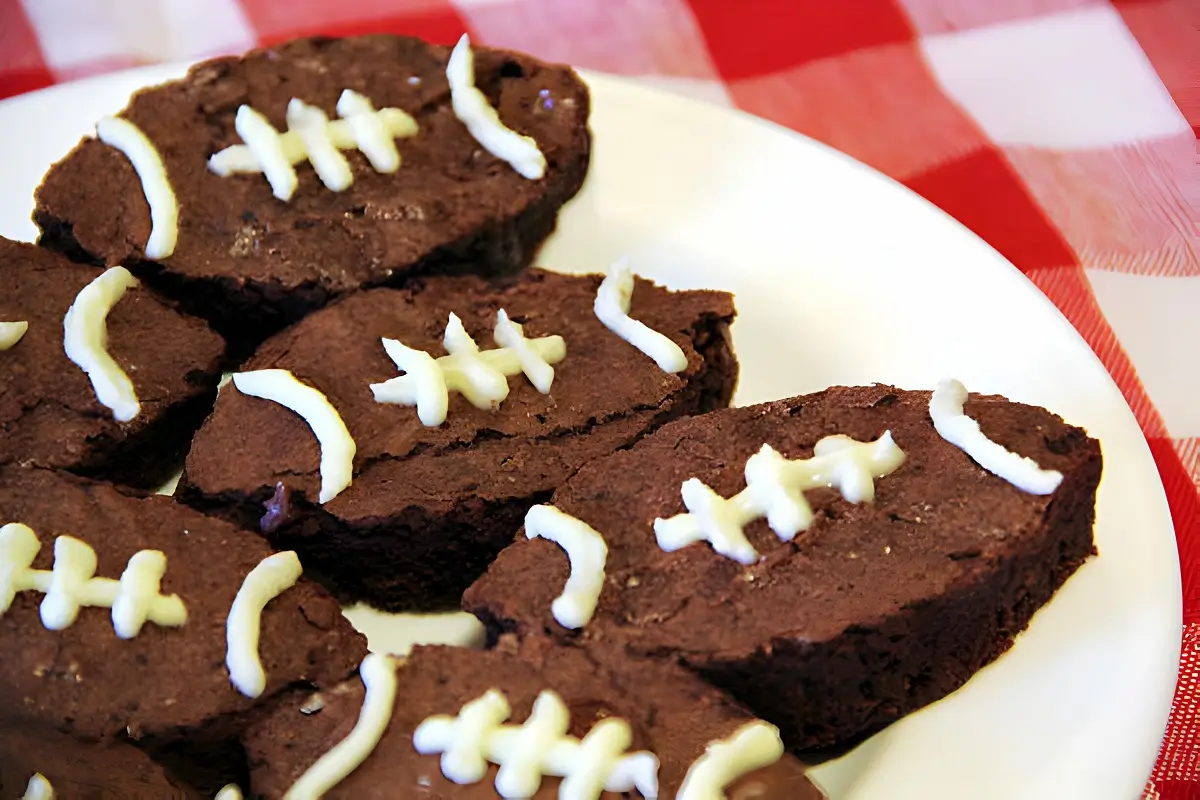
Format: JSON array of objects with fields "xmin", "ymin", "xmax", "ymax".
[
  {"xmin": 35, "ymin": 34, "xmax": 592, "ymax": 351},
  {"xmin": 0, "ymin": 237, "xmax": 224, "ymax": 489},
  {"xmin": 243, "ymin": 637, "xmax": 824, "ymax": 799},
  {"xmin": 180, "ymin": 268, "xmax": 739, "ymax": 611},
  {"xmin": 464, "ymin": 385, "xmax": 1102, "ymax": 750}
]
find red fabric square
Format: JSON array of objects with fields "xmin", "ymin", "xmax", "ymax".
[
  {"xmin": 1114, "ymin": 0, "xmax": 1200, "ymax": 136},
  {"xmin": 685, "ymin": 0, "xmax": 916, "ymax": 80},
  {"xmin": 462, "ymin": 0, "xmax": 721, "ymax": 78},
  {"xmin": 727, "ymin": 42, "xmax": 989, "ymax": 181},
  {"xmin": 0, "ymin": 3, "xmax": 53, "ymax": 100},
  {"xmin": 1004, "ymin": 135, "xmax": 1200, "ymax": 276},
  {"xmin": 240, "ymin": 0, "xmax": 470, "ymax": 47},
  {"xmin": 1148, "ymin": 436, "xmax": 1200, "ymax": 620},
  {"xmin": 904, "ymin": 149, "xmax": 1078, "ymax": 273}
]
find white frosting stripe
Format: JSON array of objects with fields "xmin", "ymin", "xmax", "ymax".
[
  {"xmin": 929, "ymin": 379, "xmax": 1064, "ymax": 495},
  {"xmin": 20, "ymin": 773, "xmax": 53, "ymax": 800},
  {"xmin": 96, "ymin": 116, "xmax": 179, "ymax": 259},
  {"xmin": 414, "ymin": 688, "xmax": 659, "ymax": 799},
  {"xmin": 655, "ymin": 432, "xmax": 906, "ymax": 564},
  {"xmin": 286, "ymin": 99, "xmax": 352, "ymax": 192},
  {"xmin": 0, "ymin": 321, "xmax": 28, "ymax": 350},
  {"xmin": 0, "ymin": 523, "xmax": 187, "ymax": 636},
  {"xmin": 284, "ymin": 653, "xmax": 398, "ymax": 800},
  {"xmin": 594, "ymin": 260, "xmax": 688, "ymax": 374},
  {"xmin": 226, "ymin": 551, "xmax": 303, "ymax": 698},
  {"xmin": 494, "ymin": 309, "xmax": 556, "ymax": 394},
  {"xmin": 209, "ymin": 91, "xmax": 418, "ymax": 200},
  {"xmin": 63, "ymin": 266, "xmax": 141, "ymax": 422},
  {"xmin": 447, "ymin": 35, "xmax": 547, "ymax": 180},
  {"xmin": 677, "ymin": 721, "xmax": 785, "ymax": 800},
  {"xmin": 524, "ymin": 505, "xmax": 607, "ymax": 630},
  {"xmin": 371, "ymin": 311, "xmax": 566, "ymax": 427},
  {"xmin": 214, "ymin": 785, "xmax": 242, "ymax": 800},
  {"xmin": 232, "ymin": 370, "xmax": 356, "ymax": 504}
]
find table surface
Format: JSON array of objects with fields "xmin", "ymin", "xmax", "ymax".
[{"xmin": 2, "ymin": 1, "xmax": 1197, "ymax": 797}]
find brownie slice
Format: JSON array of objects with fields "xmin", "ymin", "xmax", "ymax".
[
  {"xmin": 0, "ymin": 238, "xmax": 224, "ymax": 490},
  {"xmin": 243, "ymin": 637, "xmax": 824, "ymax": 799},
  {"xmin": 0, "ymin": 724, "xmax": 200, "ymax": 799},
  {"xmin": 180, "ymin": 269, "xmax": 738, "ymax": 611},
  {"xmin": 464, "ymin": 385, "xmax": 1102, "ymax": 751},
  {"xmin": 35, "ymin": 34, "xmax": 591, "ymax": 351},
  {"xmin": 0, "ymin": 466, "xmax": 367, "ymax": 792}
]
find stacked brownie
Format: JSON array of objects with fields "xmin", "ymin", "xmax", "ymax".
[{"xmin": 0, "ymin": 27, "xmax": 1102, "ymax": 800}]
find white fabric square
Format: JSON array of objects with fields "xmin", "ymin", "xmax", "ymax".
[
  {"xmin": 1086, "ymin": 269, "xmax": 1200, "ymax": 438},
  {"xmin": 919, "ymin": 6, "xmax": 1189, "ymax": 149},
  {"xmin": 20, "ymin": 0, "xmax": 256, "ymax": 71}
]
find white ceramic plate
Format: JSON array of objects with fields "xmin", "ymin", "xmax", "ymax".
[{"xmin": 0, "ymin": 66, "xmax": 1179, "ymax": 800}]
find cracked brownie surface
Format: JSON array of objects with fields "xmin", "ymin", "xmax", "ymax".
[
  {"xmin": 465, "ymin": 385, "xmax": 1102, "ymax": 750},
  {"xmin": 0, "ymin": 466, "xmax": 366, "ymax": 792},
  {"xmin": 180, "ymin": 269, "xmax": 739, "ymax": 610},
  {"xmin": 0, "ymin": 237, "xmax": 225, "ymax": 490},
  {"xmin": 34, "ymin": 34, "xmax": 591, "ymax": 352}
]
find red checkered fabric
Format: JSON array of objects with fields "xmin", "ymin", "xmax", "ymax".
[{"xmin": 1, "ymin": 0, "xmax": 1197, "ymax": 794}]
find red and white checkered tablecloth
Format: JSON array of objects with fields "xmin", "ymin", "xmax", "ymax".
[{"xmin": 1, "ymin": 0, "xmax": 1197, "ymax": 795}]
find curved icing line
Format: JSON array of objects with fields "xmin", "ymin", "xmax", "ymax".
[
  {"xmin": 677, "ymin": 721, "xmax": 784, "ymax": 800},
  {"xmin": 214, "ymin": 786, "xmax": 243, "ymax": 800},
  {"xmin": 929, "ymin": 379, "xmax": 1064, "ymax": 495},
  {"xmin": 96, "ymin": 116, "xmax": 178, "ymax": 259},
  {"xmin": 0, "ymin": 321, "xmax": 28, "ymax": 350},
  {"xmin": 594, "ymin": 259, "xmax": 688, "ymax": 374},
  {"xmin": 447, "ymin": 34, "xmax": 546, "ymax": 180},
  {"xmin": 524, "ymin": 505, "xmax": 608, "ymax": 629},
  {"xmin": 231, "ymin": 370, "xmax": 356, "ymax": 504},
  {"xmin": 63, "ymin": 266, "xmax": 141, "ymax": 422},
  {"xmin": 283, "ymin": 653, "xmax": 398, "ymax": 799},
  {"xmin": 226, "ymin": 551, "xmax": 303, "ymax": 698}
]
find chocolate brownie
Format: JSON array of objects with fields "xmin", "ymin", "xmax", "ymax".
[
  {"xmin": 0, "ymin": 238, "xmax": 224, "ymax": 489},
  {"xmin": 0, "ymin": 466, "xmax": 367, "ymax": 790},
  {"xmin": 35, "ymin": 34, "xmax": 591, "ymax": 351},
  {"xmin": 464, "ymin": 385, "xmax": 1102, "ymax": 751},
  {"xmin": 243, "ymin": 637, "xmax": 824, "ymax": 799},
  {"xmin": 0, "ymin": 724, "xmax": 199, "ymax": 799},
  {"xmin": 180, "ymin": 268, "xmax": 738, "ymax": 611}
]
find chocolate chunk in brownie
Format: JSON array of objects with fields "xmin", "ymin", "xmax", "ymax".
[
  {"xmin": 35, "ymin": 34, "xmax": 591, "ymax": 351},
  {"xmin": 0, "ymin": 467, "xmax": 367, "ymax": 779},
  {"xmin": 464, "ymin": 385, "xmax": 1102, "ymax": 750},
  {"xmin": 243, "ymin": 637, "xmax": 824, "ymax": 799},
  {"xmin": 180, "ymin": 268, "xmax": 738, "ymax": 611},
  {"xmin": 0, "ymin": 724, "xmax": 200, "ymax": 799},
  {"xmin": 0, "ymin": 238, "xmax": 225, "ymax": 490}
]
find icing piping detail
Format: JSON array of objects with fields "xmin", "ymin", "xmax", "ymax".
[
  {"xmin": 524, "ymin": 504, "xmax": 607, "ymax": 629},
  {"xmin": 370, "ymin": 311, "xmax": 565, "ymax": 426},
  {"xmin": 232, "ymin": 370, "xmax": 356, "ymax": 504},
  {"xmin": 929, "ymin": 379, "xmax": 1063, "ymax": 495},
  {"xmin": 594, "ymin": 259, "xmax": 687, "ymax": 374},
  {"xmin": 447, "ymin": 34, "xmax": 546, "ymax": 180},
  {"xmin": 96, "ymin": 116, "xmax": 179, "ymax": 258},
  {"xmin": 655, "ymin": 432, "xmax": 906, "ymax": 564},
  {"xmin": 0, "ymin": 321, "xmax": 28, "ymax": 350},
  {"xmin": 226, "ymin": 551, "xmax": 303, "ymax": 698},
  {"xmin": 208, "ymin": 90, "xmax": 418, "ymax": 201},
  {"xmin": 414, "ymin": 688, "xmax": 659, "ymax": 799},
  {"xmin": 677, "ymin": 721, "xmax": 785, "ymax": 800},
  {"xmin": 283, "ymin": 653, "xmax": 398, "ymax": 799},
  {"xmin": 0, "ymin": 522, "xmax": 187, "ymax": 636},
  {"xmin": 63, "ymin": 266, "xmax": 141, "ymax": 422},
  {"xmin": 20, "ymin": 773, "xmax": 53, "ymax": 800}
]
